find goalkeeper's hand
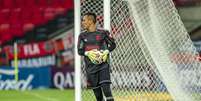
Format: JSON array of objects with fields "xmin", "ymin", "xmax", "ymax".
[
  {"xmin": 85, "ymin": 49, "xmax": 102, "ymax": 64},
  {"xmin": 100, "ymin": 50, "xmax": 109, "ymax": 62}
]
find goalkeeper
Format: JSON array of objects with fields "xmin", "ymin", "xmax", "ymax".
[{"xmin": 78, "ymin": 12, "xmax": 116, "ymax": 101}]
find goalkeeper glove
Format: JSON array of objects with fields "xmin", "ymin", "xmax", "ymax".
[
  {"xmin": 85, "ymin": 50, "xmax": 102, "ymax": 64},
  {"xmin": 101, "ymin": 50, "xmax": 109, "ymax": 62}
]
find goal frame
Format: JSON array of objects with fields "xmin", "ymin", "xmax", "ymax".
[
  {"xmin": 74, "ymin": 0, "xmax": 198, "ymax": 101},
  {"xmin": 74, "ymin": 0, "xmax": 111, "ymax": 101}
]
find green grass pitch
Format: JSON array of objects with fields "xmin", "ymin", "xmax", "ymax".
[
  {"xmin": 0, "ymin": 89, "xmax": 74, "ymax": 101},
  {"xmin": 2, "ymin": 89, "xmax": 200, "ymax": 101}
]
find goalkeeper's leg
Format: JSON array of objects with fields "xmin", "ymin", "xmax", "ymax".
[
  {"xmin": 102, "ymin": 83, "xmax": 114, "ymax": 101},
  {"xmin": 93, "ymin": 87, "xmax": 104, "ymax": 101}
]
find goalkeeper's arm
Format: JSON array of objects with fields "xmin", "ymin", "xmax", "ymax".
[
  {"xmin": 77, "ymin": 35, "xmax": 85, "ymax": 56},
  {"xmin": 105, "ymin": 31, "xmax": 116, "ymax": 52}
]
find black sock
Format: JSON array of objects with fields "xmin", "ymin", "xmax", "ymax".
[
  {"xmin": 101, "ymin": 84, "xmax": 114, "ymax": 101},
  {"xmin": 93, "ymin": 87, "xmax": 103, "ymax": 101}
]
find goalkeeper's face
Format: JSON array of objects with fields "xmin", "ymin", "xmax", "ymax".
[{"xmin": 81, "ymin": 15, "xmax": 94, "ymax": 30}]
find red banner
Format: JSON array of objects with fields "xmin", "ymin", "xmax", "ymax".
[
  {"xmin": 4, "ymin": 41, "xmax": 56, "ymax": 60},
  {"xmin": 1, "ymin": 28, "xmax": 74, "ymax": 61}
]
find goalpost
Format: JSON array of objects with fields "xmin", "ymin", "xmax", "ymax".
[{"xmin": 75, "ymin": 0, "xmax": 201, "ymax": 101}]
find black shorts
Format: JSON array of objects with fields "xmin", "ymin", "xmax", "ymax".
[{"xmin": 87, "ymin": 67, "xmax": 111, "ymax": 89}]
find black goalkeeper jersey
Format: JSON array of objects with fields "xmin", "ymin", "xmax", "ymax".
[{"xmin": 77, "ymin": 29, "xmax": 116, "ymax": 73}]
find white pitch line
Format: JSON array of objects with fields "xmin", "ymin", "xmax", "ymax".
[{"xmin": 22, "ymin": 91, "xmax": 60, "ymax": 101}]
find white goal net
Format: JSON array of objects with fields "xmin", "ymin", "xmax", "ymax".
[{"xmin": 78, "ymin": 0, "xmax": 201, "ymax": 101}]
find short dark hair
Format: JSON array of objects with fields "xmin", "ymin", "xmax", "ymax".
[{"xmin": 83, "ymin": 12, "xmax": 97, "ymax": 23}]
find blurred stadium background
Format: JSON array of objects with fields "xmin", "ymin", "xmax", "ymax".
[
  {"xmin": 0, "ymin": 0, "xmax": 74, "ymax": 101},
  {"xmin": 174, "ymin": 0, "xmax": 201, "ymax": 60},
  {"xmin": 0, "ymin": 0, "xmax": 201, "ymax": 101}
]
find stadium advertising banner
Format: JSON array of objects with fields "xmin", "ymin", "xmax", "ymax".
[
  {"xmin": 62, "ymin": 30, "xmax": 74, "ymax": 50},
  {"xmin": 4, "ymin": 29, "xmax": 74, "ymax": 60},
  {"xmin": 0, "ymin": 66, "xmax": 51, "ymax": 90},
  {"xmin": 111, "ymin": 69, "xmax": 166, "ymax": 91},
  {"xmin": 4, "ymin": 41, "xmax": 56, "ymax": 60},
  {"xmin": 51, "ymin": 67, "xmax": 74, "ymax": 89},
  {"xmin": 10, "ymin": 55, "xmax": 56, "ymax": 68},
  {"xmin": 112, "ymin": 64, "xmax": 201, "ymax": 92},
  {"xmin": 177, "ymin": 64, "xmax": 201, "ymax": 92}
]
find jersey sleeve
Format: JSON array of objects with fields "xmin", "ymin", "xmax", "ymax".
[
  {"xmin": 105, "ymin": 31, "xmax": 116, "ymax": 52},
  {"xmin": 77, "ymin": 34, "xmax": 85, "ymax": 56}
]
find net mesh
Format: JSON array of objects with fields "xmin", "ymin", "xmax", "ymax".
[
  {"xmin": 81, "ymin": 0, "xmax": 104, "ymax": 28},
  {"xmin": 80, "ymin": 0, "xmax": 201, "ymax": 101}
]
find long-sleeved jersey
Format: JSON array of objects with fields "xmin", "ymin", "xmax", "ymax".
[{"xmin": 77, "ymin": 29, "xmax": 116, "ymax": 73}]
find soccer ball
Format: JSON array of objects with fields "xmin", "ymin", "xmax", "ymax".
[{"xmin": 90, "ymin": 50, "xmax": 103, "ymax": 64}]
